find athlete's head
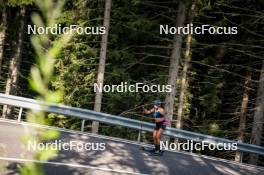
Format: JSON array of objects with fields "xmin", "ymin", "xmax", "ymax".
[{"xmin": 153, "ymin": 98, "xmax": 161, "ymax": 109}]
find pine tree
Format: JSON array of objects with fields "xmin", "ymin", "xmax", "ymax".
[
  {"xmin": 165, "ymin": 1, "xmax": 186, "ymax": 124},
  {"xmin": 0, "ymin": 3, "xmax": 7, "ymax": 73},
  {"xmin": 249, "ymin": 60, "xmax": 264, "ymax": 165},
  {"xmin": 176, "ymin": 0, "xmax": 195, "ymax": 129},
  {"xmin": 92, "ymin": 0, "xmax": 112, "ymax": 134},
  {"xmin": 2, "ymin": 7, "xmax": 26, "ymax": 118},
  {"xmin": 235, "ymin": 71, "xmax": 251, "ymax": 162}
]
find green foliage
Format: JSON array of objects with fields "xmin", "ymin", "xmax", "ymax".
[
  {"xmin": 183, "ymin": 82, "xmax": 192, "ymax": 119},
  {"xmin": 7, "ymin": 0, "xmax": 34, "ymax": 6},
  {"xmin": 20, "ymin": 0, "xmax": 74, "ymax": 174},
  {"xmin": 20, "ymin": 163, "xmax": 44, "ymax": 175},
  {"xmin": 42, "ymin": 0, "xmax": 99, "ymax": 129},
  {"xmin": 0, "ymin": 0, "xmax": 263, "ymax": 164},
  {"xmin": 52, "ymin": 0, "xmax": 97, "ymax": 107}
]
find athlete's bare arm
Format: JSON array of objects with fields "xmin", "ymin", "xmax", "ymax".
[
  {"xmin": 158, "ymin": 108, "xmax": 165, "ymax": 115},
  {"xmin": 143, "ymin": 108, "xmax": 154, "ymax": 114}
]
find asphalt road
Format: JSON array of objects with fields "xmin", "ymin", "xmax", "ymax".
[{"xmin": 0, "ymin": 119, "xmax": 263, "ymax": 175}]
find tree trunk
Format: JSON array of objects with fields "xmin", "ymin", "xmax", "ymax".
[
  {"xmin": 249, "ymin": 60, "xmax": 264, "ymax": 165},
  {"xmin": 176, "ymin": 2, "xmax": 195, "ymax": 129},
  {"xmin": 165, "ymin": 2, "xmax": 186, "ymax": 124},
  {"xmin": 0, "ymin": 6, "xmax": 7, "ymax": 73},
  {"xmin": 2, "ymin": 7, "xmax": 26, "ymax": 118},
  {"xmin": 91, "ymin": 0, "xmax": 112, "ymax": 133},
  {"xmin": 235, "ymin": 71, "xmax": 251, "ymax": 162}
]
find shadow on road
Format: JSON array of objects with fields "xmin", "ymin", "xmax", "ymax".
[{"xmin": 0, "ymin": 121, "xmax": 263, "ymax": 175}]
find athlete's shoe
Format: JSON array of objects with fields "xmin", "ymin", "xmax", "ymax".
[
  {"xmin": 142, "ymin": 146, "xmax": 155, "ymax": 152},
  {"xmin": 152, "ymin": 150, "xmax": 162, "ymax": 156}
]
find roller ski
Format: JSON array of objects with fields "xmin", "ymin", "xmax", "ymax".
[{"xmin": 141, "ymin": 146, "xmax": 164, "ymax": 156}]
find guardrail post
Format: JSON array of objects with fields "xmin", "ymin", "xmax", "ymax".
[
  {"xmin": 81, "ymin": 120, "xmax": 85, "ymax": 132},
  {"xmin": 240, "ymin": 151, "xmax": 243, "ymax": 163},
  {"xmin": 137, "ymin": 130, "xmax": 141, "ymax": 143},
  {"xmin": 189, "ymin": 148, "xmax": 193, "ymax": 153},
  {"xmin": 18, "ymin": 108, "xmax": 23, "ymax": 122}
]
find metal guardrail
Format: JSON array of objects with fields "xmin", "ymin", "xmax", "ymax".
[{"xmin": 0, "ymin": 93, "xmax": 264, "ymax": 158}]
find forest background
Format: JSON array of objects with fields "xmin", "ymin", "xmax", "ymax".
[{"xmin": 0, "ymin": 0, "xmax": 263, "ymax": 166}]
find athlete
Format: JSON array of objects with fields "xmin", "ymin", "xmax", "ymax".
[{"xmin": 142, "ymin": 98, "xmax": 167, "ymax": 155}]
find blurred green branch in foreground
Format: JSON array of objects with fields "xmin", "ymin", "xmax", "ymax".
[{"xmin": 20, "ymin": 0, "xmax": 74, "ymax": 174}]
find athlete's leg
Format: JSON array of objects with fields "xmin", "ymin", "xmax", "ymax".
[
  {"xmin": 153, "ymin": 129, "xmax": 158, "ymax": 145},
  {"xmin": 156, "ymin": 128, "xmax": 164, "ymax": 151},
  {"xmin": 151, "ymin": 128, "xmax": 164, "ymax": 154}
]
